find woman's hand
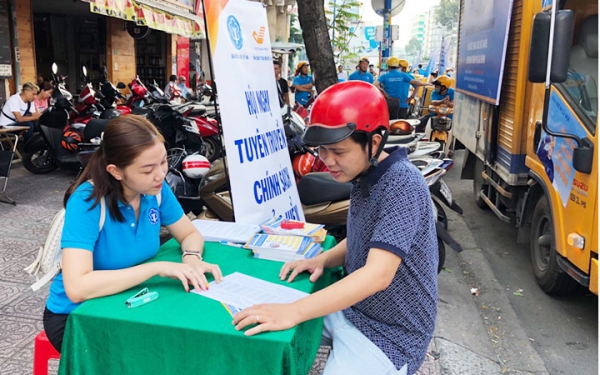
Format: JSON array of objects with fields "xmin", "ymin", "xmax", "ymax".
[
  {"xmin": 232, "ymin": 303, "xmax": 301, "ymax": 336},
  {"xmin": 279, "ymin": 256, "xmax": 326, "ymax": 283},
  {"xmin": 157, "ymin": 260, "xmax": 222, "ymax": 292}
]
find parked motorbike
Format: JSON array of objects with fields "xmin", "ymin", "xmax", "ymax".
[
  {"xmin": 23, "ymin": 63, "xmax": 83, "ymax": 174},
  {"xmin": 425, "ymin": 104, "xmax": 454, "ymax": 155}
]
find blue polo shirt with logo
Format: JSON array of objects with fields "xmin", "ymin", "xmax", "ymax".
[
  {"xmin": 344, "ymin": 147, "xmax": 438, "ymax": 374},
  {"xmin": 46, "ymin": 181, "xmax": 184, "ymax": 314},
  {"xmin": 293, "ymin": 74, "xmax": 313, "ymax": 106},
  {"xmin": 429, "ymin": 87, "xmax": 455, "ymax": 118},
  {"xmin": 348, "ymin": 70, "xmax": 375, "ymax": 84},
  {"xmin": 377, "ymin": 70, "xmax": 415, "ymax": 108}
]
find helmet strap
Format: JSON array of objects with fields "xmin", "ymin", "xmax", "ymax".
[{"xmin": 368, "ymin": 130, "xmax": 389, "ymax": 168}]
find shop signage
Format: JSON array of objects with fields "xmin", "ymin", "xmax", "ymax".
[
  {"xmin": 83, "ymin": 0, "xmax": 204, "ymax": 38},
  {"xmin": 0, "ymin": 0, "xmax": 12, "ymax": 78},
  {"xmin": 205, "ymin": 0, "xmax": 305, "ymax": 224}
]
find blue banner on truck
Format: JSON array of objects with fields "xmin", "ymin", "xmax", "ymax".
[{"xmin": 455, "ymin": 0, "xmax": 514, "ymax": 105}]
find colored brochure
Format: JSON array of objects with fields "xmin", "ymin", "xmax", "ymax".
[
  {"xmin": 244, "ymin": 234, "xmax": 322, "ymax": 262},
  {"xmin": 192, "ymin": 272, "xmax": 309, "ymax": 311},
  {"xmin": 259, "ymin": 216, "xmax": 326, "ymax": 241},
  {"xmin": 191, "ymin": 219, "xmax": 261, "ymax": 243}
]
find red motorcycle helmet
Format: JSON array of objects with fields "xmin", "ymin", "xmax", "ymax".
[
  {"xmin": 302, "ymin": 81, "xmax": 389, "ymax": 146},
  {"xmin": 292, "ymin": 153, "xmax": 316, "ymax": 178},
  {"xmin": 132, "ymin": 83, "xmax": 147, "ymax": 97}
]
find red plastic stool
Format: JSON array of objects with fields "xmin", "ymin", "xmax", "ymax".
[{"xmin": 34, "ymin": 330, "xmax": 60, "ymax": 375}]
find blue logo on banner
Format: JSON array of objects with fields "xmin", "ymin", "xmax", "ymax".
[
  {"xmin": 227, "ymin": 15, "xmax": 243, "ymax": 50},
  {"xmin": 148, "ymin": 208, "xmax": 159, "ymax": 225}
]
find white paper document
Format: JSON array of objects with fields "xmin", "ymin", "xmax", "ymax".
[
  {"xmin": 191, "ymin": 219, "xmax": 260, "ymax": 243},
  {"xmin": 192, "ymin": 272, "xmax": 309, "ymax": 311}
]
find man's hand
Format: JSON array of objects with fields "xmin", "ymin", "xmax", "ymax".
[
  {"xmin": 280, "ymin": 256, "xmax": 327, "ymax": 283},
  {"xmin": 232, "ymin": 303, "xmax": 301, "ymax": 336}
]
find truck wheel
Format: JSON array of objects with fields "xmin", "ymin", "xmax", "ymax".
[
  {"xmin": 473, "ymin": 158, "xmax": 489, "ymax": 209},
  {"xmin": 23, "ymin": 145, "xmax": 57, "ymax": 174},
  {"xmin": 529, "ymin": 197, "xmax": 578, "ymax": 295},
  {"xmin": 437, "ymin": 237, "xmax": 446, "ymax": 274}
]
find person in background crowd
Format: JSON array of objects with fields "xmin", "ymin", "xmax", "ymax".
[
  {"xmin": 34, "ymin": 81, "xmax": 53, "ymax": 112},
  {"xmin": 369, "ymin": 64, "xmax": 378, "ymax": 79},
  {"xmin": 416, "ymin": 75, "xmax": 454, "ymax": 132},
  {"xmin": 418, "ymin": 64, "xmax": 426, "ymax": 76},
  {"xmin": 233, "ymin": 81, "xmax": 438, "ymax": 375},
  {"xmin": 164, "ymin": 75, "xmax": 182, "ymax": 103},
  {"xmin": 349, "ymin": 57, "xmax": 374, "ymax": 84},
  {"xmin": 337, "ymin": 65, "xmax": 348, "ymax": 82},
  {"xmin": 0, "ymin": 82, "xmax": 41, "ymax": 141},
  {"xmin": 177, "ymin": 75, "xmax": 192, "ymax": 99},
  {"xmin": 375, "ymin": 57, "xmax": 429, "ymax": 120},
  {"xmin": 42, "ymin": 115, "xmax": 223, "ymax": 353},
  {"xmin": 274, "ymin": 60, "xmax": 290, "ymax": 107},
  {"xmin": 292, "ymin": 61, "xmax": 313, "ymax": 108}
]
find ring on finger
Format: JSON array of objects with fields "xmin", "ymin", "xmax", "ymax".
[{"xmin": 256, "ymin": 315, "xmax": 260, "ymax": 324}]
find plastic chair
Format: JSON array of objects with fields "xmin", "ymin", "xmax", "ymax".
[
  {"xmin": 33, "ymin": 330, "xmax": 60, "ymax": 375},
  {"xmin": 0, "ymin": 150, "xmax": 15, "ymax": 205}
]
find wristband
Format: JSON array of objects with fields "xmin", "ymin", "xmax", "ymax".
[{"xmin": 182, "ymin": 250, "xmax": 203, "ymax": 261}]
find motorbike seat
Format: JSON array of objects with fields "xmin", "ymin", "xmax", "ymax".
[
  {"xmin": 298, "ymin": 172, "xmax": 352, "ymax": 206},
  {"xmin": 84, "ymin": 119, "xmax": 111, "ymax": 140},
  {"xmin": 188, "ymin": 106, "xmax": 207, "ymax": 116}
]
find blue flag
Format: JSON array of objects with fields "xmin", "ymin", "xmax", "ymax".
[
  {"xmin": 438, "ymin": 37, "xmax": 452, "ymax": 75},
  {"xmin": 423, "ymin": 49, "xmax": 438, "ymax": 78}
]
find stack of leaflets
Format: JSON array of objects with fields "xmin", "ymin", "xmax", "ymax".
[
  {"xmin": 259, "ymin": 216, "xmax": 327, "ymax": 243},
  {"xmin": 244, "ymin": 234, "xmax": 322, "ymax": 262}
]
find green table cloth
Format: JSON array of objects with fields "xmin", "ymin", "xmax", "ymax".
[{"xmin": 58, "ymin": 236, "xmax": 337, "ymax": 375}]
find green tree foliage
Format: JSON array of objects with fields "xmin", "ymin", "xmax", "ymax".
[
  {"xmin": 405, "ymin": 37, "xmax": 422, "ymax": 57},
  {"xmin": 289, "ymin": 13, "xmax": 304, "ymax": 44},
  {"xmin": 325, "ymin": 0, "xmax": 362, "ymax": 66},
  {"xmin": 435, "ymin": 0, "xmax": 459, "ymax": 29}
]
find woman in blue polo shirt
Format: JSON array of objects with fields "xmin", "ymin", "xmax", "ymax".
[
  {"xmin": 233, "ymin": 82, "xmax": 438, "ymax": 375},
  {"xmin": 43, "ymin": 116, "xmax": 222, "ymax": 352}
]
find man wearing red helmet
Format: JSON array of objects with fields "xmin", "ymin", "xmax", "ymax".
[{"xmin": 233, "ymin": 81, "xmax": 438, "ymax": 375}]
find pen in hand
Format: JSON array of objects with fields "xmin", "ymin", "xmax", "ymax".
[{"xmin": 220, "ymin": 240, "xmax": 244, "ymax": 248}]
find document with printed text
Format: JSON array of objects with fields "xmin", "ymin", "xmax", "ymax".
[{"xmin": 192, "ymin": 272, "xmax": 309, "ymax": 311}]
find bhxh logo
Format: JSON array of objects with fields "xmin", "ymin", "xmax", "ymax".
[{"xmin": 227, "ymin": 15, "xmax": 243, "ymax": 50}]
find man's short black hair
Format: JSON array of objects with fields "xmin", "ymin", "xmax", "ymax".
[
  {"xmin": 273, "ymin": 61, "xmax": 281, "ymax": 67},
  {"xmin": 369, "ymin": 64, "xmax": 374, "ymax": 68},
  {"xmin": 418, "ymin": 64, "xmax": 423, "ymax": 68}
]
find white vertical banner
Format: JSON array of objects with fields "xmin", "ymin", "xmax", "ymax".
[{"xmin": 206, "ymin": 0, "xmax": 305, "ymax": 224}]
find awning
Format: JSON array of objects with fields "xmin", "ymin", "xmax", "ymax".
[
  {"xmin": 270, "ymin": 42, "xmax": 305, "ymax": 54},
  {"xmin": 83, "ymin": 0, "xmax": 205, "ymax": 38}
]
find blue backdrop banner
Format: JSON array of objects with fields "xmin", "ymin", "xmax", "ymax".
[{"xmin": 455, "ymin": 0, "xmax": 514, "ymax": 104}]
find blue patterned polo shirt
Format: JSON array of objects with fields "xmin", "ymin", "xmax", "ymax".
[{"xmin": 343, "ymin": 147, "xmax": 438, "ymax": 374}]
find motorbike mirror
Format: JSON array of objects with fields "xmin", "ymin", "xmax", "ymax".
[
  {"xmin": 52, "ymin": 63, "xmax": 58, "ymax": 74},
  {"xmin": 116, "ymin": 82, "xmax": 126, "ymax": 89},
  {"xmin": 82, "ymin": 66, "xmax": 88, "ymax": 78}
]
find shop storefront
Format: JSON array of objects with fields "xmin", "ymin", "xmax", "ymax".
[{"xmin": 2, "ymin": 0, "xmax": 205, "ymax": 96}]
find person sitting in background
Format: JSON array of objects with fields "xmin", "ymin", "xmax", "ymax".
[
  {"xmin": 416, "ymin": 75, "xmax": 454, "ymax": 132},
  {"xmin": 164, "ymin": 75, "xmax": 182, "ymax": 103},
  {"xmin": 34, "ymin": 81, "xmax": 53, "ymax": 112},
  {"xmin": 42, "ymin": 115, "xmax": 223, "ymax": 353},
  {"xmin": 177, "ymin": 75, "xmax": 192, "ymax": 99},
  {"xmin": 0, "ymin": 82, "xmax": 41, "ymax": 141}
]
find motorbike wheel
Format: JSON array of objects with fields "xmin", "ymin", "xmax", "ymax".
[
  {"xmin": 529, "ymin": 197, "xmax": 578, "ymax": 295},
  {"xmin": 204, "ymin": 136, "xmax": 222, "ymax": 163},
  {"xmin": 433, "ymin": 199, "xmax": 448, "ymax": 231},
  {"xmin": 437, "ymin": 237, "xmax": 446, "ymax": 274},
  {"xmin": 473, "ymin": 158, "xmax": 490, "ymax": 209},
  {"xmin": 23, "ymin": 145, "xmax": 58, "ymax": 174}
]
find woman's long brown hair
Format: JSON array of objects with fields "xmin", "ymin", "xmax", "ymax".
[{"xmin": 64, "ymin": 115, "xmax": 165, "ymax": 222}]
